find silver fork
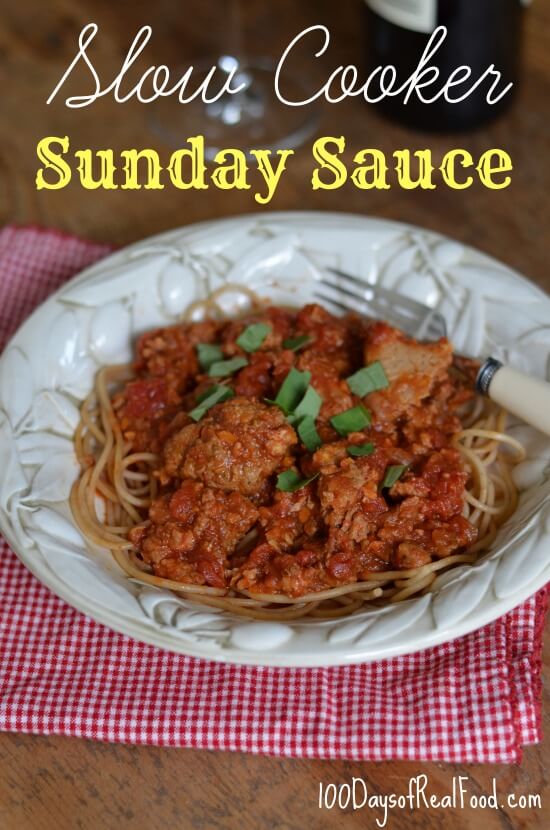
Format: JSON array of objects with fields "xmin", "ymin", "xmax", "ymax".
[
  {"xmin": 315, "ymin": 267, "xmax": 550, "ymax": 437},
  {"xmin": 317, "ymin": 267, "xmax": 448, "ymax": 342}
]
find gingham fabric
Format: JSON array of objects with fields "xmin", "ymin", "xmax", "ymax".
[{"xmin": 0, "ymin": 225, "xmax": 547, "ymax": 762}]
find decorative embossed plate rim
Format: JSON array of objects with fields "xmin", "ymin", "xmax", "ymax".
[{"xmin": 1, "ymin": 211, "xmax": 550, "ymax": 667}]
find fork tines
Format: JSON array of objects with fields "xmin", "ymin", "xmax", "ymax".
[{"xmin": 315, "ymin": 267, "xmax": 447, "ymax": 342}]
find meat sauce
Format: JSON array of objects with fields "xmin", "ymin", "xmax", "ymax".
[{"xmin": 118, "ymin": 304, "xmax": 478, "ymax": 597}]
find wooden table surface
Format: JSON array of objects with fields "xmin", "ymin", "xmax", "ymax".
[{"xmin": 1, "ymin": 1, "xmax": 549, "ymax": 828}]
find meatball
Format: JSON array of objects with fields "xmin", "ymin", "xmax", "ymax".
[{"xmin": 161, "ymin": 397, "xmax": 298, "ymax": 495}]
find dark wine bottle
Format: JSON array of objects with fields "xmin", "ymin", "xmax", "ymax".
[{"xmin": 365, "ymin": 0, "xmax": 526, "ymax": 131}]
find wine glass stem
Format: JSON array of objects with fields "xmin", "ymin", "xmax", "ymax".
[{"xmin": 208, "ymin": 0, "xmax": 266, "ymax": 125}]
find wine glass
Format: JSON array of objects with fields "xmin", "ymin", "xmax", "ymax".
[{"xmin": 150, "ymin": 0, "xmax": 320, "ymax": 159}]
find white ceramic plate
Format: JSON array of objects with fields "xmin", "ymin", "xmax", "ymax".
[{"xmin": 1, "ymin": 212, "xmax": 550, "ymax": 667}]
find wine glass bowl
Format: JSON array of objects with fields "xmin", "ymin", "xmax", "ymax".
[{"xmin": 149, "ymin": 1, "xmax": 320, "ymax": 158}]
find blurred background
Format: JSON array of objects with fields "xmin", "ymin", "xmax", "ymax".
[{"xmin": 0, "ymin": 0, "xmax": 548, "ymax": 283}]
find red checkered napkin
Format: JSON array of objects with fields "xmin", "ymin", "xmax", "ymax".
[{"xmin": 0, "ymin": 225, "xmax": 547, "ymax": 762}]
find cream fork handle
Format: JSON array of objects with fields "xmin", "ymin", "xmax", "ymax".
[{"xmin": 477, "ymin": 359, "xmax": 550, "ymax": 437}]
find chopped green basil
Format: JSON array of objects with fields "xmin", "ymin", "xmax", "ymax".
[
  {"xmin": 195, "ymin": 385, "xmax": 216, "ymax": 404},
  {"xmin": 282, "ymin": 334, "xmax": 312, "ymax": 352},
  {"xmin": 274, "ymin": 368, "xmax": 311, "ymax": 415},
  {"xmin": 208, "ymin": 356, "xmax": 248, "ymax": 378},
  {"xmin": 197, "ymin": 343, "xmax": 224, "ymax": 371},
  {"xmin": 330, "ymin": 404, "xmax": 371, "ymax": 436},
  {"xmin": 346, "ymin": 361, "xmax": 389, "ymax": 397},
  {"xmin": 189, "ymin": 385, "xmax": 234, "ymax": 421},
  {"xmin": 347, "ymin": 442, "xmax": 375, "ymax": 457},
  {"xmin": 236, "ymin": 322, "xmax": 271, "ymax": 353},
  {"xmin": 293, "ymin": 385, "xmax": 322, "ymax": 421},
  {"xmin": 276, "ymin": 470, "xmax": 319, "ymax": 493},
  {"xmin": 297, "ymin": 416, "xmax": 322, "ymax": 452},
  {"xmin": 382, "ymin": 464, "xmax": 408, "ymax": 489}
]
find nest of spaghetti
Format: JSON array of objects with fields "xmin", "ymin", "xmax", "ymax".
[{"xmin": 71, "ymin": 295, "xmax": 526, "ymax": 622}]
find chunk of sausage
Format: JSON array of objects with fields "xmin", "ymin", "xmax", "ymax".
[
  {"xmin": 296, "ymin": 353, "xmax": 355, "ymax": 433},
  {"xmin": 391, "ymin": 448, "xmax": 468, "ymax": 519},
  {"xmin": 233, "ymin": 540, "xmax": 330, "ymax": 598},
  {"xmin": 295, "ymin": 304, "xmax": 356, "ymax": 360},
  {"xmin": 233, "ymin": 349, "xmax": 294, "ymax": 399},
  {"xmin": 136, "ymin": 320, "xmax": 221, "ymax": 389},
  {"xmin": 222, "ymin": 307, "xmax": 294, "ymax": 354},
  {"xmin": 257, "ymin": 484, "xmax": 321, "ymax": 552},
  {"xmin": 364, "ymin": 321, "xmax": 453, "ymax": 423},
  {"xmin": 130, "ymin": 480, "xmax": 259, "ymax": 588},
  {"xmin": 318, "ymin": 450, "xmax": 389, "ymax": 540}
]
